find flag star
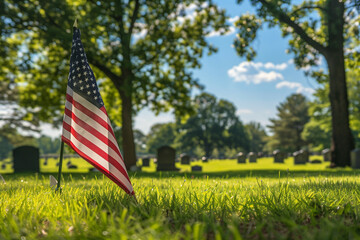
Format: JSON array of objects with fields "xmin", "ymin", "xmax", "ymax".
[
  {"xmin": 92, "ymin": 83, "xmax": 95, "ymax": 87},
  {"xmin": 74, "ymin": 82, "xmax": 77, "ymax": 86},
  {"xmin": 78, "ymin": 73, "xmax": 81, "ymax": 77},
  {"xmin": 80, "ymin": 86, "xmax": 84, "ymax": 90},
  {"xmin": 77, "ymin": 67, "xmax": 80, "ymax": 71},
  {"xmin": 76, "ymin": 61, "xmax": 79, "ymax": 64},
  {"xmin": 79, "ymin": 80, "xmax": 83, "ymax": 84},
  {"xmin": 84, "ymin": 72, "xmax": 88, "ymax": 76},
  {"xmin": 72, "ymin": 63, "xmax": 74, "ymax": 67},
  {"xmin": 72, "ymin": 70, "xmax": 75, "ymax": 73},
  {"xmin": 95, "ymin": 96, "xmax": 98, "ymax": 100},
  {"xmin": 81, "ymin": 53, "xmax": 83, "ymax": 56},
  {"xmin": 86, "ymin": 84, "xmax": 90, "ymax": 88},
  {"xmin": 78, "ymin": 43, "xmax": 81, "ymax": 46},
  {"xmin": 87, "ymin": 91, "xmax": 91, "ymax": 95},
  {"xmin": 81, "ymin": 59, "xmax": 85, "ymax": 63},
  {"xmin": 93, "ymin": 90, "xmax": 96, "ymax": 94},
  {"xmin": 82, "ymin": 66, "xmax": 86, "ymax": 69},
  {"xmin": 72, "ymin": 76, "xmax": 76, "ymax": 80},
  {"xmin": 85, "ymin": 78, "xmax": 89, "ymax": 82}
]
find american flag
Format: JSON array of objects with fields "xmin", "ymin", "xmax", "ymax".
[{"xmin": 61, "ymin": 26, "xmax": 134, "ymax": 195}]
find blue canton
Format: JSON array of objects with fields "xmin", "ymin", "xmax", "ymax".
[{"xmin": 68, "ymin": 28, "xmax": 104, "ymax": 108}]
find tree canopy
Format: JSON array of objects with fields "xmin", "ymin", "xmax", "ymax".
[
  {"xmin": 234, "ymin": 0, "xmax": 359, "ymax": 166},
  {"xmin": 268, "ymin": 93, "xmax": 309, "ymax": 153},
  {"xmin": 2, "ymin": 0, "xmax": 228, "ymax": 168}
]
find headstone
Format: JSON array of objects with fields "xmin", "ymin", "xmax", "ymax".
[
  {"xmin": 310, "ymin": 159, "xmax": 322, "ymax": 164},
  {"xmin": 68, "ymin": 164, "xmax": 78, "ymax": 169},
  {"xmin": 142, "ymin": 157, "xmax": 150, "ymax": 167},
  {"xmin": 236, "ymin": 152, "xmax": 246, "ymax": 163},
  {"xmin": 273, "ymin": 150, "xmax": 285, "ymax": 163},
  {"xmin": 156, "ymin": 146, "xmax": 179, "ymax": 171},
  {"xmin": 293, "ymin": 150, "xmax": 307, "ymax": 164},
  {"xmin": 180, "ymin": 153, "xmax": 190, "ymax": 165},
  {"xmin": 43, "ymin": 159, "xmax": 48, "ymax": 166},
  {"xmin": 191, "ymin": 165, "xmax": 202, "ymax": 172},
  {"xmin": 50, "ymin": 175, "xmax": 58, "ymax": 188},
  {"xmin": 1, "ymin": 163, "xmax": 6, "ymax": 170},
  {"xmin": 201, "ymin": 156, "xmax": 208, "ymax": 163},
  {"xmin": 248, "ymin": 152, "xmax": 257, "ymax": 163},
  {"xmin": 13, "ymin": 146, "xmax": 40, "ymax": 173},
  {"xmin": 322, "ymin": 148, "xmax": 331, "ymax": 162},
  {"xmin": 351, "ymin": 149, "xmax": 360, "ymax": 169},
  {"xmin": 89, "ymin": 167, "xmax": 99, "ymax": 172}
]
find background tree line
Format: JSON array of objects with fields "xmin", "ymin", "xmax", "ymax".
[{"xmin": 3, "ymin": 88, "xmax": 360, "ymax": 161}]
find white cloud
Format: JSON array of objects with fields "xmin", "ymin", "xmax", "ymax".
[
  {"xmin": 228, "ymin": 61, "xmax": 288, "ymax": 84},
  {"xmin": 276, "ymin": 81, "xmax": 315, "ymax": 94},
  {"xmin": 236, "ymin": 109, "xmax": 253, "ymax": 115}
]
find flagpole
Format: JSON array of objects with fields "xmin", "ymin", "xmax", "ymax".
[{"xmin": 55, "ymin": 141, "xmax": 64, "ymax": 193}]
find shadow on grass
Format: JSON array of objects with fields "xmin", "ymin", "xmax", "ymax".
[{"xmin": 2, "ymin": 168, "xmax": 360, "ymax": 180}]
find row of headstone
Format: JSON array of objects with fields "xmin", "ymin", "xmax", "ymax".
[{"xmin": 236, "ymin": 152, "xmax": 258, "ymax": 163}]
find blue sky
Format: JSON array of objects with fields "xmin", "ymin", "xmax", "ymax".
[
  {"xmin": 134, "ymin": 0, "xmax": 321, "ymax": 134},
  {"xmin": 40, "ymin": 0, "xmax": 322, "ymax": 138}
]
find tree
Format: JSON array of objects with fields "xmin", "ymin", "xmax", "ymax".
[
  {"xmin": 268, "ymin": 93, "xmax": 309, "ymax": 153},
  {"xmin": 178, "ymin": 93, "xmax": 247, "ymax": 157},
  {"xmin": 146, "ymin": 123, "xmax": 177, "ymax": 154},
  {"xmin": 234, "ymin": 0, "xmax": 358, "ymax": 166},
  {"xmin": 245, "ymin": 121, "xmax": 267, "ymax": 152},
  {"xmin": 302, "ymin": 120, "xmax": 331, "ymax": 152},
  {"xmin": 3, "ymin": 0, "xmax": 228, "ymax": 169},
  {"xmin": 37, "ymin": 135, "xmax": 60, "ymax": 154}
]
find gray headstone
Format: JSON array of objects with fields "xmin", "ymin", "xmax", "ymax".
[
  {"xmin": 156, "ymin": 146, "xmax": 179, "ymax": 171},
  {"xmin": 237, "ymin": 152, "xmax": 246, "ymax": 163},
  {"xmin": 13, "ymin": 146, "xmax": 40, "ymax": 173},
  {"xmin": 351, "ymin": 149, "xmax": 360, "ymax": 169},
  {"xmin": 248, "ymin": 152, "xmax": 257, "ymax": 163},
  {"xmin": 191, "ymin": 165, "xmax": 202, "ymax": 172},
  {"xmin": 273, "ymin": 150, "xmax": 285, "ymax": 163},
  {"xmin": 322, "ymin": 148, "xmax": 331, "ymax": 162},
  {"xmin": 293, "ymin": 150, "xmax": 307, "ymax": 164},
  {"xmin": 180, "ymin": 153, "xmax": 190, "ymax": 165},
  {"xmin": 142, "ymin": 157, "xmax": 150, "ymax": 167}
]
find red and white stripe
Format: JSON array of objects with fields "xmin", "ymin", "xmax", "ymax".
[{"xmin": 62, "ymin": 87, "xmax": 134, "ymax": 195}]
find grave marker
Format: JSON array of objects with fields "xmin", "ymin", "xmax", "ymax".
[
  {"xmin": 142, "ymin": 157, "xmax": 150, "ymax": 167},
  {"xmin": 180, "ymin": 153, "xmax": 190, "ymax": 165},
  {"xmin": 13, "ymin": 146, "xmax": 40, "ymax": 173},
  {"xmin": 156, "ymin": 146, "xmax": 179, "ymax": 171},
  {"xmin": 273, "ymin": 150, "xmax": 285, "ymax": 163},
  {"xmin": 248, "ymin": 152, "xmax": 257, "ymax": 163},
  {"xmin": 191, "ymin": 165, "xmax": 202, "ymax": 172},
  {"xmin": 322, "ymin": 148, "xmax": 331, "ymax": 162},
  {"xmin": 351, "ymin": 149, "xmax": 360, "ymax": 169},
  {"xmin": 237, "ymin": 152, "xmax": 246, "ymax": 163}
]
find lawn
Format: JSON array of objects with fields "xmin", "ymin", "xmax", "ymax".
[{"xmin": 1, "ymin": 157, "xmax": 360, "ymax": 239}]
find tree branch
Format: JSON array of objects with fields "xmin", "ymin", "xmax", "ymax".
[
  {"xmin": 258, "ymin": 0, "xmax": 327, "ymax": 56},
  {"xmin": 129, "ymin": 0, "xmax": 140, "ymax": 36},
  {"xmin": 290, "ymin": 5, "xmax": 326, "ymax": 16},
  {"xmin": 90, "ymin": 59, "xmax": 123, "ymax": 87}
]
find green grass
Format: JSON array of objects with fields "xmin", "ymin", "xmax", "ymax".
[{"xmin": 1, "ymin": 158, "xmax": 360, "ymax": 239}]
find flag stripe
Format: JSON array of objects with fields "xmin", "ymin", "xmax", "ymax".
[
  {"xmin": 66, "ymin": 92, "xmax": 116, "ymax": 141},
  {"xmin": 65, "ymin": 94, "xmax": 122, "ymax": 158},
  {"xmin": 62, "ymin": 136, "xmax": 133, "ymax": 195},
  {"xmin": 63, "ymin": 106, "xmax": 125, "ymax": 169},
  {"xmin": 63, "ymin": 114, "xmax": 129, "ymax": 181},
  {"xmin": 62, "ymin": 128, "xmax": 133, "ymax": 192}
]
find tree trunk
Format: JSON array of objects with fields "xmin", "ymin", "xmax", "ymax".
[
  {"xmin": 120, "ymin": 88, "xmax": 137, "ymax": 170},
  {"xmin": 326, "ymin": 53, "xmax": 354, "ymax": 167},
  {"xmin": 325, "ymin": 0, "xmax": 354, "ymax": 167}
]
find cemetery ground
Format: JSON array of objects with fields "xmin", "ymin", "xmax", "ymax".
[{"xmin": 1, "ymin": 157, "xmax": 360, "ymax": 239}]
